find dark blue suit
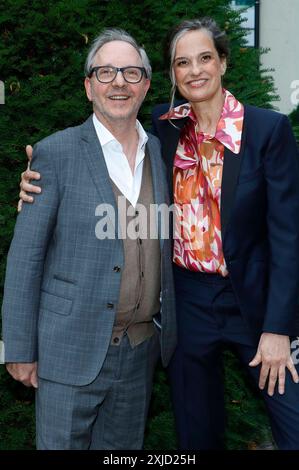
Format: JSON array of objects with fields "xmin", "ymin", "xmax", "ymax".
[{"xmin": 152, "ymin": 103, "xmax": 299, "ymax": 449}]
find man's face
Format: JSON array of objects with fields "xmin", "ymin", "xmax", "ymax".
[{"xmin": 85, "ymin": 40, "xmax": 150, "ymax": 129}]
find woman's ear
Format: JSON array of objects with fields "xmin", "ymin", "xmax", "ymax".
[{"xmin": 221, "ymin": 58, "xmax": 227, "ymax": 76}]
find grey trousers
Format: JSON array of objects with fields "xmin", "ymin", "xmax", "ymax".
[{"xmin": 35, "ymin": 332, "xmax": 160, "ymax": 449}]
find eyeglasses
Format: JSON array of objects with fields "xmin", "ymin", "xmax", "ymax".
[{"xmin": 88, "ymin": 66, "xmax": 147, "ymax": 84}]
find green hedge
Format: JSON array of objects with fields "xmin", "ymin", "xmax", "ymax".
[
  {"xmin": 289, "ymin": 105, "xmax": 299, "ymax": 142},
  {"xmin": 0, "ymin": 0, "xmax": 277, "ymax": 449}
]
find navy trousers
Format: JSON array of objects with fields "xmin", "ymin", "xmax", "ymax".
[{"xmin": 169, "ymin": 265, "xmax": 299, "ymax": 450}]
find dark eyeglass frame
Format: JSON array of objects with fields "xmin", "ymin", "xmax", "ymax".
[{"xmin": 88, "ymin": 66, "xmax": 148, "ymax": 83}]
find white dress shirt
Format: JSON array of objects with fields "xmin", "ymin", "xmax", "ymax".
[{"xmin": 92, "ymin": 113, "xmax": 148, "ymax": 207}]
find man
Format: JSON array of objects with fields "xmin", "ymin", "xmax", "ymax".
[{"xmin": 2, "ymin": 28, "xmax": 176, "ymax": 450}]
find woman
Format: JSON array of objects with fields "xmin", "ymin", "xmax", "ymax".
[
  {"xmin": 19, "ymin": 18, "xmax": 299, "ymax": 450},
  {"xmin": 151, "ymin": 17, "xmax": 299, "ymax": 450}
]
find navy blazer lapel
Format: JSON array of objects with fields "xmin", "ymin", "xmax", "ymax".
[
  {"xmin": 159, "ymin": 118, "xmax": 186, "ymax": 201},
  {"xmin": 163, "ymin": 118, "xmax": 186, "ymax": 162},
  {"xmin": 161, "ymin": 118, "xmax": 187, "ymax": 199},
  {"xmin": 220, "ymin": 107, "xmax": 247, "ymax": 241},
  {"xmin": 146, "ymin": 136, "xmax": 168, "ymax": 250},
  {"xmin": 80, "ymin": 116, "xmax": 119, "ymax": 236}
]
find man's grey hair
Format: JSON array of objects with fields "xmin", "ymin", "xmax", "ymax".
[{"xmin": 84, "ymin": 28, "xmax": 152, "ymax": 80}]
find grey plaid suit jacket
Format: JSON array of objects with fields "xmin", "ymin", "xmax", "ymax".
[{"xmin": 2, "ymin": 115, "xmax": 177, "ymax": 386}]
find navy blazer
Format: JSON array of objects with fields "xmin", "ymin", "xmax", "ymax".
[{"xmin": 152, "ymin": 103, "xmax": 299, "ymax": 340}]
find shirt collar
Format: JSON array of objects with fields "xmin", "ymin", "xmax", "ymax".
[
  {"xmin": 92, "ymin": 113, "xmax": 148, "ymax": 150},
  {"xmin": 159, "ymin": 89, "xmax": 244, "ymax": 155}
]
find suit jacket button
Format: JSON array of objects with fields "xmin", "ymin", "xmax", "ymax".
[
  {"xmin": 113, "ymin": 337, "xmax": 120, "ymax": 344},
  {"xmin": 107, "ymin": 303, "xmax": 114, "ymax": 309},
  {"xmin": 113, "ymin": 266, "xmax": 121, "ymax": 272}
]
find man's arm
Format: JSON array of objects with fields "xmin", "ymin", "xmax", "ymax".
[{"xmin": 2, "ymin": 140, "xmax": 59, "ymax": 371}]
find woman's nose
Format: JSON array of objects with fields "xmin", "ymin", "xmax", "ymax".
[{"xmin": 189, "ymin": 61, "xmax": 202, "ymax": 75}]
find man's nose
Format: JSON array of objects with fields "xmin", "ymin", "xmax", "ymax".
[{"xmin": 112, "ymin": 70, "xmax": 126, "ymax": 86}]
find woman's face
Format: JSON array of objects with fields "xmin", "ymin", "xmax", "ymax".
[{"xmin": 173, "ymin": 29, "xmax": 226, "ymax": 106}]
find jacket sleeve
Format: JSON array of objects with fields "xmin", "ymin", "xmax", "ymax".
[
  {"xmin": 262, "ymin": 114, "xmax": 299, "ymax": 334},
  {"xmin": 1, "ymin": 141, "xmax": 59, "ymax": 362}
]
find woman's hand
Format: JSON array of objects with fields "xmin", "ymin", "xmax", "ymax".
[
  {"xmin": 249, "ymin": 332, "xmax": 299, "ymax": 396},
  {"xmin": 18, "ymin": 145, "xmax": 41, "ymax": 212}
]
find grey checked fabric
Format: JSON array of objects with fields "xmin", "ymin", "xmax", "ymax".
[
  {"xmin": 2, "ymin": 116, "xmax": 177, "ymax": 386},
  {"xmin": 36, "ymin": 333, "xmax": 160, "ymax": 449}
]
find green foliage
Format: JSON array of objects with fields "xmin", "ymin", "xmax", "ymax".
[
  {"xmin": 224, "ymin": 351, "xmax": 273, "ymax": 450},
  {"xmin": 0, "ymin": 0, "xmax": 278, "ymax": 450},
  {"xmin": 144, "ymin": 366, "xmax": 176, "ymax": 450},
  {"xmin": 289, "ymin": 105, "xmax": 299, "ymax": 142},
  {"xmin": 0, "ymin": 367, "xmax": 35, "ymax": 450}
]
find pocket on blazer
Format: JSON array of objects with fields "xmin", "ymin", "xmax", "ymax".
[
  {"xmin": 39, "ymin": 290, "xmax": 73, "ymax": 316},
  {"xmin": 53, "ymin": 274, "xmax": 77, "ymax": 284}
]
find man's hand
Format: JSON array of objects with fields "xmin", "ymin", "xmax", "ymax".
[
  {"xmin": 249, "ymin": 332, "xmax": 299, "ymax": 396},
  {"xmin": 6, "ymin": 362, "xmax": 38, "ymax": 388},
  {"xmin": 18, "ymin": 145, "xmax": 41, "ymax": 212}
]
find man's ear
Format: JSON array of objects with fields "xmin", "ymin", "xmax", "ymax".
[
  {"xmin": 84, "ymin": 77, "xmax": 92, "ymax": 102},
  {"xmin": 143, "ymin": 79, "xmax": 151, "ymax": 99}
]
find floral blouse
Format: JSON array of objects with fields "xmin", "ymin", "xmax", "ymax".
[{"xmin": 160, "ymin": 89, "xmax": 244, "ymax": 276}]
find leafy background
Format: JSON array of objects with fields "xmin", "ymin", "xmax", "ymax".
[{"xmin": 0, "ymin": 0, "xmax": 297, "ymax": 450}]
